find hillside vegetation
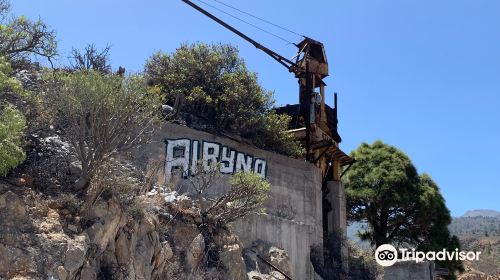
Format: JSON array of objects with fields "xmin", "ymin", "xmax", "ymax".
[
  {"xmin": 450, "ymin": 214, "xmax": 500, "ymax": 279},
  {"xmin": 450, "ymin": 216, "xmax": 500, "ymax": 236},
  {"xmin": 0, "ymin": 1, "xmax": 298, "ymax": 279}
]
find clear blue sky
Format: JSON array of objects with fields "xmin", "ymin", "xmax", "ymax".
[{"xmin": 12, "ymin": 0, "xmax": 500, "ymax": 217}]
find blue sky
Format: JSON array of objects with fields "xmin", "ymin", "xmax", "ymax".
[{"xmin": 12, "ymin": 0, "xmax": 500, "ymax": 216}]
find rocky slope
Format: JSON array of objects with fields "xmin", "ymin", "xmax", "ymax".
[
  {"xmin": 0, "ymin": 182, "xmax": 292, "ymax": 280},
  {"xmin": 451, "ymin": 215, "xmax": 500, "ymax": 280},
  {"xmin": 1, "ymin": 65, "xmax": 296, "ymax": 280},
  {"xmin": 458, "ymin": 263, "xmax": 500, "ymax": 280}
]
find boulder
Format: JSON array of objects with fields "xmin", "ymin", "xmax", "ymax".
[
  {"xmin": 0, "ymin": 191, "xmax": 27, "ymax": 220},
  {"xmin": 244, "ymin": 240, "xmax": 292, "ymax": 280},
  {"xmin": 186, "ymin": 233, "xmax": 205, "ymax": 271},
  {"xmin": 86, "ymin": 196, "xmax": 127, "ymax": 254},
  {"xmin": 217, "ymin": 234, "xmax": 247, "ymax": 280},
  {"xmin": 177, "ymin": 194, "xmax": 193, "ymax": 208},
  {"xmin": 63, "ymin": 234, "xmax": 89, "ymax": 279}
]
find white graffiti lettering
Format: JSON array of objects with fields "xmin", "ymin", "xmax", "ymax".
[
  {"xmin": 165, "ymin": 139, "xmax": 190, "ymax": 177},
  {"xmin": 220, "ymin": 146, "xmax": 235, "ymax": 174},
  {"xmin": 165, "ymin": 138, "xmax": 268, "ymax": 179},
  {"xmin": 236, "ymin": 152, "xmax": 252, "ymax": 173}
]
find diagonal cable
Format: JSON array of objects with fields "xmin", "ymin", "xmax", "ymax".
[
  {"xmin": 211, "ymin": 0, "xmax": 304, "ymax": 38},
  {"xmin": 196, "ymin": 0, "xmax": 294, "ymax": 45}
]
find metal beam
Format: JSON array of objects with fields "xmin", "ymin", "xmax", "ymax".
[
  {"xmin": 251, "ymin": 250, "xmax": 293, "ymax": 280},
  {"xmin": 181, "ymin": 0, "xmax": 297, "ymax": 71},
  {"xmin": 340, "ymin": 159, "xmax": 356, "ymax": 179},
  {"xmin": 313, "ymin": 140, "xmax": 334, "ymax": 164}
]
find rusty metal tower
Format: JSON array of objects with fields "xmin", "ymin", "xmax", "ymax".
[{"xmin": 181, "ymin": 1, "xmax": 354, "ymax": 276}]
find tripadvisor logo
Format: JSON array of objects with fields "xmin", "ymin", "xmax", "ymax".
[
  {"xmin": 375, "ymin": 244, "xmax": 482, "ymax": 267},
  {"xmin": 375, "ymin": 244, "xmax": 398, "ymax": 267}
]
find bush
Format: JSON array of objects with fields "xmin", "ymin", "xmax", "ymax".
[
  {"xmin": 186, "ymin": 162, "xmax": 271, "ymax": 269},
  {"xmin": 0, "ymin": 56, "xmax": 26, "ymax": 176},
  {"xmin": 216, "ymin": 171, "xmax": 271, "ymax": 223},
  {"xmin": 250, "ymin": 110, "xmax": 302, "ymax": 157},
  {"xmin": 85, "ymin": 158, "xmax": 144, "ymax": 218},
  {"xmin": 0, "ymin": 104, "xmax": 26, "ymax": 176},
  {"xmin": 348, "ymin": 242, "xmax": 382, "ymax": 280},
  {"xmin": 145, "ymin": 43, "xmax": 301, "ymax": 157},
  {"xmin": 188, "ymin": 162, "xmax": 271, "ymax": 225},
  {"xmin": 0, "ymin": 56, "xmax": 22, "ymax": 93},
  {"xmin": 69, "ymin": 44, "xmax": 111, "ymax": 73},
  {"xmin": 46, "ymin": 70, "xmax": 164, "ymax": 190}
]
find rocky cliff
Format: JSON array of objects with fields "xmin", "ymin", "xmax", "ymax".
[
  {"xmin": 0, "ymin": 65, "xmax": 296, "ymax": 280},
  {"xmin": 0, "ymin": 182, "xmax": 292, "ymax": 280}
]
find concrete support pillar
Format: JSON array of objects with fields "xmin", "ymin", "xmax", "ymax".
[
  {"xmin": 326, "ymin": 180, "xmax": 348, "ymax": 279},
  {"xmin": 327, "ymin": 181, "xmax": 346, "ymax": 234}
]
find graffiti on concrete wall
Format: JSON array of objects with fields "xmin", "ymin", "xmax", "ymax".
[{"xmin": 165, "ymin": 138, "xmax": 268, "ymax": 179}]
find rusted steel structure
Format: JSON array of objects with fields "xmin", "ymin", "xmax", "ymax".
[
  {"xmin": 181, "ymin": 0, "xmax": 353, "ymax": 179},
  {"xmin": 181, "ymin": 1, "xmax": 354, "ymax": 274}
]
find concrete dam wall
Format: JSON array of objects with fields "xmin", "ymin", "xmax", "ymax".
[{"xmin": 135, "ymin": 123, "xmax": 324, "ymax": 280}]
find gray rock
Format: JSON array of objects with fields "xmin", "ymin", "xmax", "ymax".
[
  {"xmin": 244, "ymin": 240, "xmax": 292, "ymax": 280},
  {"xmin": 86, "ymin": 196, "xmax": 127, "ymax": 253},
  {"xmin": 57, "ymin": 265, "xmax": 68, "ymax": 280},
  {"xmin": 64, "ymin": 235, "xmax": 88, "ymax": 278},
  {"xmin": 186, "ymin": 233, "xmax": 205, "ymax": 271},
  {"xmin": 177, "ymin": 194, "xmax": 193, "ymax": 208},
  {"xmin": 217, "ymin": 234, "xmax": 247, "ymax": 280},
  {"xmin": 0, "ymin": 191, "xmax": 26, "ymax": 219},
  {"xmin": 67, "ymin": 224, "xmax": 79, "ymax": 233}
]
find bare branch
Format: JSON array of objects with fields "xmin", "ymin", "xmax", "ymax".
[
  {"xmin": 188, "ymin": 162, "xmax": 270, "ymax": 225},
  {"xmin": 0, "ymin": 10, "xmax": 57, "ymax": 62},
  {"xmin": 69, "ymin": 44, "xmax": 111, "ymax": 73}
]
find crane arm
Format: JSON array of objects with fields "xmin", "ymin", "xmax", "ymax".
[{"xmin": 181, "ymin": 0, "xmax": 298, "ymax": 72}]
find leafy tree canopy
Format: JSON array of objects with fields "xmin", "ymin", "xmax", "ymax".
[
  {"xmin": 45, "ymin": 70, "xmax": 164, "ymax": 191},
  {"xmin": 344, "ymin": 140, "xmax": 463, "ymax": 279},
  {"xmin": 145, "ymin": 43, "xmax": 301, "ymax": 156},
  {"xmin": 415, "ymin": 174, "xmax": 464, "ymax": 278},
  {"xmin": 0, "ymin": 56, "xmax": 26, "ymax": 176},
  {"xmin": 0, "ymin": 104, "xmax": 26, "ymax": 176},
  {"xmin": 345, "ymin": 140, "xmax": 420, "ymax": 247},
  {"xmin": 0, "ymin": 0, "xmax": 57, "ymax": 64},
  {"xmin": 0, "ymin": 55, "xmax": 21, "ymax": 93}
]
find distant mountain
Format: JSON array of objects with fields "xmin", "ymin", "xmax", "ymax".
[{"xmin": 462, "ymin": 209, "xmax": 500, "ymax": 218}]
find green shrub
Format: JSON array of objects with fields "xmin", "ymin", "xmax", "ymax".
[
  {"xmin": 0, "ymin": 104, "xmax": 26, "ymax": 176},
  {"xmin": 145, "ymin": 43, "xmax": 301, "ymax": 157},
  {"xmin": 0, "ymin": 56, "xmax": 22, "ymax": 93},
  {"xmin": 0, "ymin": 56, "xmax": 26, "ymax": 176},
  {"xmin": 46, "ymin": 70, "xmax": 164, "ymax": 190},
  {"xmin": 188, "ymin": 162, "xmax": 271, "ymax": 224},
  {"xmin": 0, "ymin": 0, "xmax": 57, "ymax": 62},
  {"xmin": 250, "ymin": 110, "xmax": 302, "ymax": 157}
]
